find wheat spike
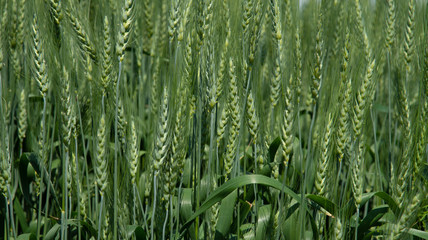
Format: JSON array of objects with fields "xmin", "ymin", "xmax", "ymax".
[
  {"xmin": 32, "ymin": 15, "xmax": 49, "ymax": 98},
  {"xmin": 96, "ymin": 114, "xmax": 108, "ymax": 195},
  {"xmin": 117, "ymin": 0, "xmax": 134, "ymax": 62},
  {"xmin": 315, "ymin": 114, "xmax": 333, "ymax": 196},
  {"xmin": 18, "ymin": 89, "xmax": 27, "ymax": 145},
  {"xmin": 66, "ymin": 8, "xmax": 96, "ymax": 60}
]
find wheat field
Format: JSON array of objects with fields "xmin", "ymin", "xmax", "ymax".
[{"xmin": 0, "ymin": 0, "xmax": 427, "ymax": 239}]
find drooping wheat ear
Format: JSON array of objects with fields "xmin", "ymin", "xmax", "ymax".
[
  {"xmin": 242, "ymin": 0, "xmax": 253, "ymax": 39},
  {"xmin": 403, "ymin": 0, "xmax": 415, "ymax": 73},
  {"xmin": 414, "ymin": 115, "xmax": 425, "ymax": 180},
  {"xmin": 142, "ymin": 0, "xmax": 153, "ymax": 52},
  {"xmin": 333, "ymin": 2, "xmax": 345, "ymax": 57},
  {"xmin": 269, "ymin": 0, "xmax": 282, "ymax": 108},
  {"xmin": 315, "ymin": 114, "xmax": 332, "ymax": 197},
  {"xmin": 217, "ymin": 104, "xmax": 228, "ymax": 145},
  {"xmin": 168, "ymin": 0, "xmax": 180, "ymax": 43},
  {"xmin": 159, "ymin": 0, "xmax": 169, "ymax": 54},
  {"xmin": 67, "ymin": 153, "xmax": 77, "ymax": 197},
  {"xmin": 310, "ymin": 14, "xmax": 323, "ymax": 106},
  {"xmin": 48, "ymin": 0, "xmax": 62, "ymax": 25},
  {"xmin": 117, "ymin": 0, "xmax": 134, "ymax": 62},
  {"xmin": 171, "ymin": 95, "xmax": 186, "ymax": 186},
  {"xmin": 32, "ymin": 15, "xmax": 49, "ymax": 98},
  {"xmin": 78, "ymin": 181, "xmax": 87, "ymax": 219},
  {"xmin": 183, "ymin": 34, "xmax": 193, "ymax": 95},
  {"xmin": 151, "ymin": 56, "xmax": 161, "ymax": 117},
  {"xmin": 336, "ymin": 31, "xmax": 351, "ymax": 163},
  {"xmin": 295, "ymin": 25, "xmax": 302, "ymax": 104},
  {"xmin": 336, "ymin": 79, "xmax": 352, "ymax": 163},
  {"xmin": 153, "ymin": 88, "xmax": 169, "ymax": 173},
  {"xmin": 393, "ymin": 192, "xmax": 420, "ymax": 239},
  {"xmin": 18, "ymin": 89, "xmax": 27, "ymax": 146},
  {"xmin": 224, "ymin": 58, "xmax": 240, "ymax": 181},
  {"xmin": 66, "ymin": 8, "xmax": 96, "ymax": 60},
  {"xmin": 215, "ymin": 18, "xmax": 230, "ymax": 102},
  {"xmin": 209, "ymin": 179, "xmax": 219, "ymax": 238},
  {"xmin": 11, "ymin": 48, "xmax": 21, "ymax": 81},
  {"xmin": 335, "ymin": 217, "xmax": 343, "ymax": 240},
  {"xmin": 385, "ymin": 0, "xmax": 396, "ymax": 52},
  {"xmin": 129, "ymin": 120, "xmax": 139, "ymax": 185},
  {"xmin": 118, "ymin": 99, "xmax": 127, "ymax": 148},
  {"xmin": 351, "ymin": 141, "xmax": 364, "ymax": 207},
  {"xmin": 96, "ymin": 114, "xmax": 108, "ymax": 196},
  {"xmin": 61, "ymin": 67, "xmax": 73, "ymax": 149},
  {"xmin": 102, "ymin": 210, "xmax": 110, "ymax": 239},
  {"xmin": 248, "ymin": 0, "xmax": 262, "ymax": 65},
  {"xmin": 281, "ymin": 75, "xmax": 294, "ymax": 167},
  {"xmin": 177, "ymin": 0, "xmax": 191, "ymax": 42},
  {"xmin": 0, "ymin": 140, "xmax": 10, "ymax": 196},
  {"xmin": 247, "ymin": 91, "xmax": 259, "ymax": 142},
  {"xmin": 101, "ymin": 16, "xmax": 112, "ymax": 96},
  {"xmin": 395, "ymin": 85, "xmax": 412, "ymax": 207},
  {"xmin": 353, "ymin": 58, "xmax": 375, "ymax": 139}
]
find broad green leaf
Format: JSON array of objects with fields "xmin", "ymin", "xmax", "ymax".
[
  {"xmin": 44, "ymin": 224, "xmax": 61, "ymax": 240},
  {"xmin": 21, "ymin": 153, "xmax": 60, "ymax": 208},
  {"xmin": 268, "ymin": 137, "xmax": 281, "ymax": 163},
  {"xmin": 67, "ymin": 219, "xmax": 97, "ymax": 238},
  {"xmin": 215, "ymin": 190, "xmax": 237, "ymax": 239},
  {"xmin": 16, "ymin": 233, "xmax": 36, "ymax": 240},
  {"xmin": 361, "ymin": 192, "xmax": 399, "ymax": 217},
  {"xmin": 358, "ymin": 205, "xmax": 389, "ymax": 238},
  {"xmin": 255, "ymin": 205, "xmax": 272, "ymax": 240},
  {"xmin": 180, "ymin": 175, "xmax": 302, "ymax": 237},
  {"xmin": 126, "ymin": 225, "xmax": 146, "ymax": 239},
  {"xmin": 180, "ymin": 188, "xmax": 195, "ymax": 240},
  {"xmin": 407, "ymin": 228, "xmax": 428, "ymax": 239},
  {"xmin": 14, "ymin": 199, "xmax": 29, "ymax": 232},
  {"xmin": 306, "ymin": 194, "xmax": 337, "ymax": 217}
]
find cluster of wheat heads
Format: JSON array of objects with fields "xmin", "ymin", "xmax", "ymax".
[{"xmin": 0, "ymin": 0, "xmax": 427, "ymax": 239}]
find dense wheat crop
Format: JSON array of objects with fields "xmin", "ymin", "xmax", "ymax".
[{"xmin": 0, "ymin": 0, "xmax": 428, "ymax": 239}]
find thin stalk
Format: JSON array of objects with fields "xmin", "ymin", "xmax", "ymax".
[
  {"xmin": 7, "ymin": 186, "xmax": 16, "ymax": 239},
  {"xmin": 43, "ymin": 110, "xmax": 57, "ymax": 237},
  {"xmin": 207, "ymin": 109, "xmax": 216, "ymax": 198},
  {"xmin": 135, "ymin": 185, "xmax": 149, "ymax": 232},
  {"xmin": 74, "ymin": 139, "xmax": 81, "ymax": 240},
  {"xmin": 301, "ymin": 102, "xmax": 318, "ymax": 238},
  {"xmin": 151, "ymin": 173, "xmax": 158, "ymax": 240},
  {"xmin": 5, "ymin": 195, "xmax": 9, "ymax": 240},
  {"xmin": 97, "ymin": 195, "xmax": 104, "ymax": 240},
  {"xmin": 162, "ymin": 209, "xmax": 169, "ymax": 240},
  {"xmin": 63, "ymin": 152, "xmax": 69, "ymax": 240},
  {"xmin": 114, "ymin": 60, "xmax": 123, "ymax": 240},
  {"xmin": 37, "ymin": 97, "xmax": 47, "ymax": 240}
]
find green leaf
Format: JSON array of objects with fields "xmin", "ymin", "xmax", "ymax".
[
  {"xmin": 255, "ymin": 205, "xmax": 272, "ymax": 240},
  {"xmin": 14, "ymin": 198, "xmax": 29, "ymax": 232},
  {"xmin": 361, "ymin": 192, "xmax": 399, "ymax": 216},
  {"xmin": 67, "ymin": 219, "xmax": 97, "ymax": 238},
  {"xmin": 407, "ymin": 228, "xmax": 428, "ymax": 239},
  {"xmin": 306, "ymin": 194, "xmax": 337, "ymax": 217},
  {"xmin": 215, "ymin": 190, "xmax": 237, "ymax": 239},
  {"xmin": 16, "ymin": 233, "xmax": 36, "ymax": 240},
  {"xmin": 21, "ymin": 153, "xmax": 60, "ymax": 208},
  {"xmin": 180, "ymin": 188, "xmax": 195, "ymax": 240},
  {"xmin": 44, "ymin": 224, "xmax": 61, "ymax": 240},
  {"xmin": 268, "ymin": 137, "xmax": 281, "ymax": 163},
  {"xmin": 180, "ymin": 175, "xmax": 302, "ymax": 237},
  {"xmin": 358, "ymin": 205, "xmax": 389, "ymax": 238},
  {"xmin": 126, "ymin": 225, "xmax": 147, "ymax": 239},
  {"xmin": 419, "ymin": 163, "xmax": 428, "ymax": 184}
]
